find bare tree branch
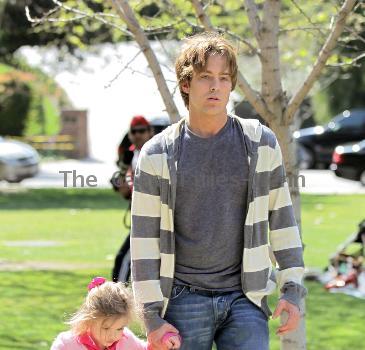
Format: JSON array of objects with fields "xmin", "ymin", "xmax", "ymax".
[
  {"xmin": 104, "ymin": 49, "xmax": 142, "ymax": 88},
  {"xmin": 222, "ymin": 29, "xmax": 259, "ymax": 56},
  {"xmin": 154, "ymin": 36, "xmax": 176, "ymax": 74},
  {"xmin": 110, "ymin": 0, "xmax": 180, "ymax": 123},
  {"xmin": 279, "ymin": 26, "xmax": 328, "ymax": 34},
  {"xmin": 285, "ymin": 0, "xmax": 358, "ymax": 122},
  {"xmin": 162, "ymin": 0, "xmax": 257, "ymax": 54},
  {"xmin": 290, "ymin": 0, "xmax": 327, "ymax": 38},
  {"xmin": 124, "ymin": 66, "xmax": 176, "ymax": 83},
  {"xmin": 244, "ymin": 0, "xmax": 262, "ymax": 44},
  {"xmin": 189, "ymin": 0, "xmax": 259, "ymax": 53},
  {"xmin": 287, "ymin": 1, "xmax": 363, "ymax": 53},
  {"xmin": 26, "ymin": 6, "xmax": 87, "ymax": 24},
  {"xmin": 256, "ymin": 0, "xmax": 285, "ymax": 123},
  {"xmin": 344, "ymin": 25, "xmax": 365, "ymax": 45},
  {"xmin": 236, "ymin": 78, "xmax": 277, "ymax": 122},
  {"xmin": 143, "ymin": 23, "xmax": 181, "ymax": 35},
  {"xmin": 326, "ymin": 51, "xmax": 365, "ymax": 67},
  {"xmin": 191, "ymin": 0, "xmax": 213, "ymax": 29},
  {"xmin": 171, "ymin": 82, "xmax": 180, "ymax": 98},
  {"xmin": 316, "ymin": 69, "xmax": 341, "ymax": 92},
  {"xmin": 182, "ymin": 17, "xmax": 260, "ymax": 55},
  {"xmin": 38, "ymin": 0, "xmax": 134, "ymax": 36},
  {"xmin": 25, "ymin": 4, "xmax": 61, "ymax": 25},
  {"xmin": 190, "ymin": 0, "xmax": 275, "ymax": 122}
]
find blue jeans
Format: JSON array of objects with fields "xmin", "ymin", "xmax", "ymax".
[{"xmin": 164, "ymin": 286, "xmax": 269, "ymax": 350}]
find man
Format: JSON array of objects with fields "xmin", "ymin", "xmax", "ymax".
[
  {"xmin": 115, "ymin": 115, "xmax": 153, "ymax": 200},
  {"xmin": 131, "ymin": 32, "xmax": 307, "ymax": 350},
  {"xmin": 112, "ymin": 115, "xmax": 153, "ymax": 282}
]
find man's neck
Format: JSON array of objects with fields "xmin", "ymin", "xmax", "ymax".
[{"xmin": 186, "ymin": 112, "xmax": 228, "ymax": 138}]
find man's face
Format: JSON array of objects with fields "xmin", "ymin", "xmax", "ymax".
[
  {"xmin": 182, "ymin": 54, "xmax": 232, "ymax": 117},
  {"xmin": 128, "ymin": 126, "xmax": 153, "ymax": 149}
]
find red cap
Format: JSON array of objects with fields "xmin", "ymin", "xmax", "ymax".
[{"xmin": 130, "ymin": 115, "xmax": 150, "ymax": 128}]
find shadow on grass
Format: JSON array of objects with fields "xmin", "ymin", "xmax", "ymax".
[{"xmin": 0, "ymin": 188, "xmax": 129, "ymax": 210}]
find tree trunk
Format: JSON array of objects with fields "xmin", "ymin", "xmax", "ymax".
[{"xmin": 269, "ymin": 122, "xmax": 306, "ymax": 350}]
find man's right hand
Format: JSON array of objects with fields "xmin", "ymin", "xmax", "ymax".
[{"xmin": 147, "ymin": 323, "xmax": 180, "ymax": 350}]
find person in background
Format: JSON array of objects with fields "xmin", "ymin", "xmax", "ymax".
[
  {"xmin": 111, "ymin": 116, "xmax": 153, "ymax": 283},
  {"xmin": 117, "ymin": 116, "xmax": 154, "ymax": 200}
]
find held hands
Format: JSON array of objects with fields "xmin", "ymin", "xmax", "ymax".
[
  {"xmin": 147, "ymin": 323, "xmax": 181, "ymax": 350},
  {"xmin": 162, "ymin": 332, "xmax": 182, "ymax": 349},
  {"xmin": 272, "ymin": 299, "xmax": 300, "ymax": 336}
]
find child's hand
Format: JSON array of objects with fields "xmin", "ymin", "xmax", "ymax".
[
  {"xmin": 162, "ymin": 332, "xmax": 182, "ymax": 349},
  {"xmin": 147, "ymin": 324, "xmax": 179, "ymax": 350}
]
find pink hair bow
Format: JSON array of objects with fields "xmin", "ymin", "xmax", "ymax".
[{"xmin": 88, "ymin": 276, "xmax": 106, "ymax": 291}]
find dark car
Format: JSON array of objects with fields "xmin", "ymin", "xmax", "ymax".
[
  {"xmin": 330, "ymin": 139, "xmax": 365, "ymax": 186},
  {"xmin": 294, "ymin": 109, "xmax": 365, "ymax": 169}
]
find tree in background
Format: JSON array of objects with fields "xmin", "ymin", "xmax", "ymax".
[
  {"xmin": 0, "ymin": 60, "xmax": 69, "ymax": 136},
  {"xmin": 325, "ymin": 5, "xmax": 365, "ymax": 115},
  {"xmin": 0, "ymin": 0, "xmax": 120, "ymax": 60},
  {"xmin": 27, "ymin": 0, "xmax": 363, "ymax": 349}
]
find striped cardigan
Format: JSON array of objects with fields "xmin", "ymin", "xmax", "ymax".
[{"xmin": 131, "ymin": 115, "xmax": 306, "ymax": 333}]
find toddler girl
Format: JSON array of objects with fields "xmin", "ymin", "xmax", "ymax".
[{"xmin": 51, "ymin": 277, "xmax": 181, "ymax": 350}]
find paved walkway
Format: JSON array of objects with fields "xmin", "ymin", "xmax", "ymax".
[
  {"xmin": 1, "ymin": 160, "xmax": 364, "ymax": 193},
  {"xmin": 0, "ymin": 158, "xmax": 119, "ymax": 190}
]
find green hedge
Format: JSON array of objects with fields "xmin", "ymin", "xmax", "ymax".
[
  {"xmin": 0, "ymin": 79, "xmax": 31, "ymax": 135},
  {"xmin": 0, "ymin": 62, "xmax": 68, "ymax": 136}
]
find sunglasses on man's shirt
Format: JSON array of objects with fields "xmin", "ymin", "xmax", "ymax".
[{"xmin": 130, "ymin": 127, "xmax": 150, "ymax": 135}]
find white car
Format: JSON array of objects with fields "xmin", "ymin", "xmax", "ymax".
[{"xmin": 0, "ymin": 136, "xmax": 39, "ymax": 183}]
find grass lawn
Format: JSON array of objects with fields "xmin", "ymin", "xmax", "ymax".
[
  {"xmin": 301, "ymin": 194, "xmax": 365, "ymax": 269},
  {"xmin": 0, "ymin": 189, "xmax": 129, "ymax": 265},
  {"xmin": 0, "ymin": 189, "xmax": 364, "ymax": 350}
]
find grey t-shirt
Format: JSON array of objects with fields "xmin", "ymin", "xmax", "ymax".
[{"xmin": 173, "ymin": 116, "xmax": 249, "ymax": 291}]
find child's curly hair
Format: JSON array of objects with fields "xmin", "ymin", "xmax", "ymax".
[{"xmin": 67, "ymin": 281, "xmax": 134, "ymax": 335}]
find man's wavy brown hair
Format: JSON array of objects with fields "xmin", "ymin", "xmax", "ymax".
[{"xmin": 175, "ymin": 32, "xmax": 238, "ymax": 108}]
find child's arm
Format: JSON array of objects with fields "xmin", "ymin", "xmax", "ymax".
[
  {"xmin": 50, "ymin": 338, "xmax": 65, "ymax": 350},
  {"xmin": 121, "ymin": 327, "xmax": 149, "ymax": 350},
  {"xmin": 49, "ymin": 332, "xmax": 71, "ymax": 350}
]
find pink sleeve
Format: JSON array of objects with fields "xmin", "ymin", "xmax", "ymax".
[
  {"xmin": 118, "ymin": 327, "xmax": 148, "ymax": 350},
  {"xmin": 50, "ymin": 332, "xmax": 67, "ymax": 350},
  {"xmin": 50, "ymin": 331, "xmax": 84, "ymax": 350}
]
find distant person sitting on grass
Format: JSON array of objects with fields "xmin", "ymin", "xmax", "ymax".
[{"xmin": 50, "ymin": 277, "xmax": 181, "ymax": 350}]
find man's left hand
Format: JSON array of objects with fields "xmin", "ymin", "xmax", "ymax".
[{"xmin": 272, "ymin": 299, "xmax": 300, "ymax": 336}]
